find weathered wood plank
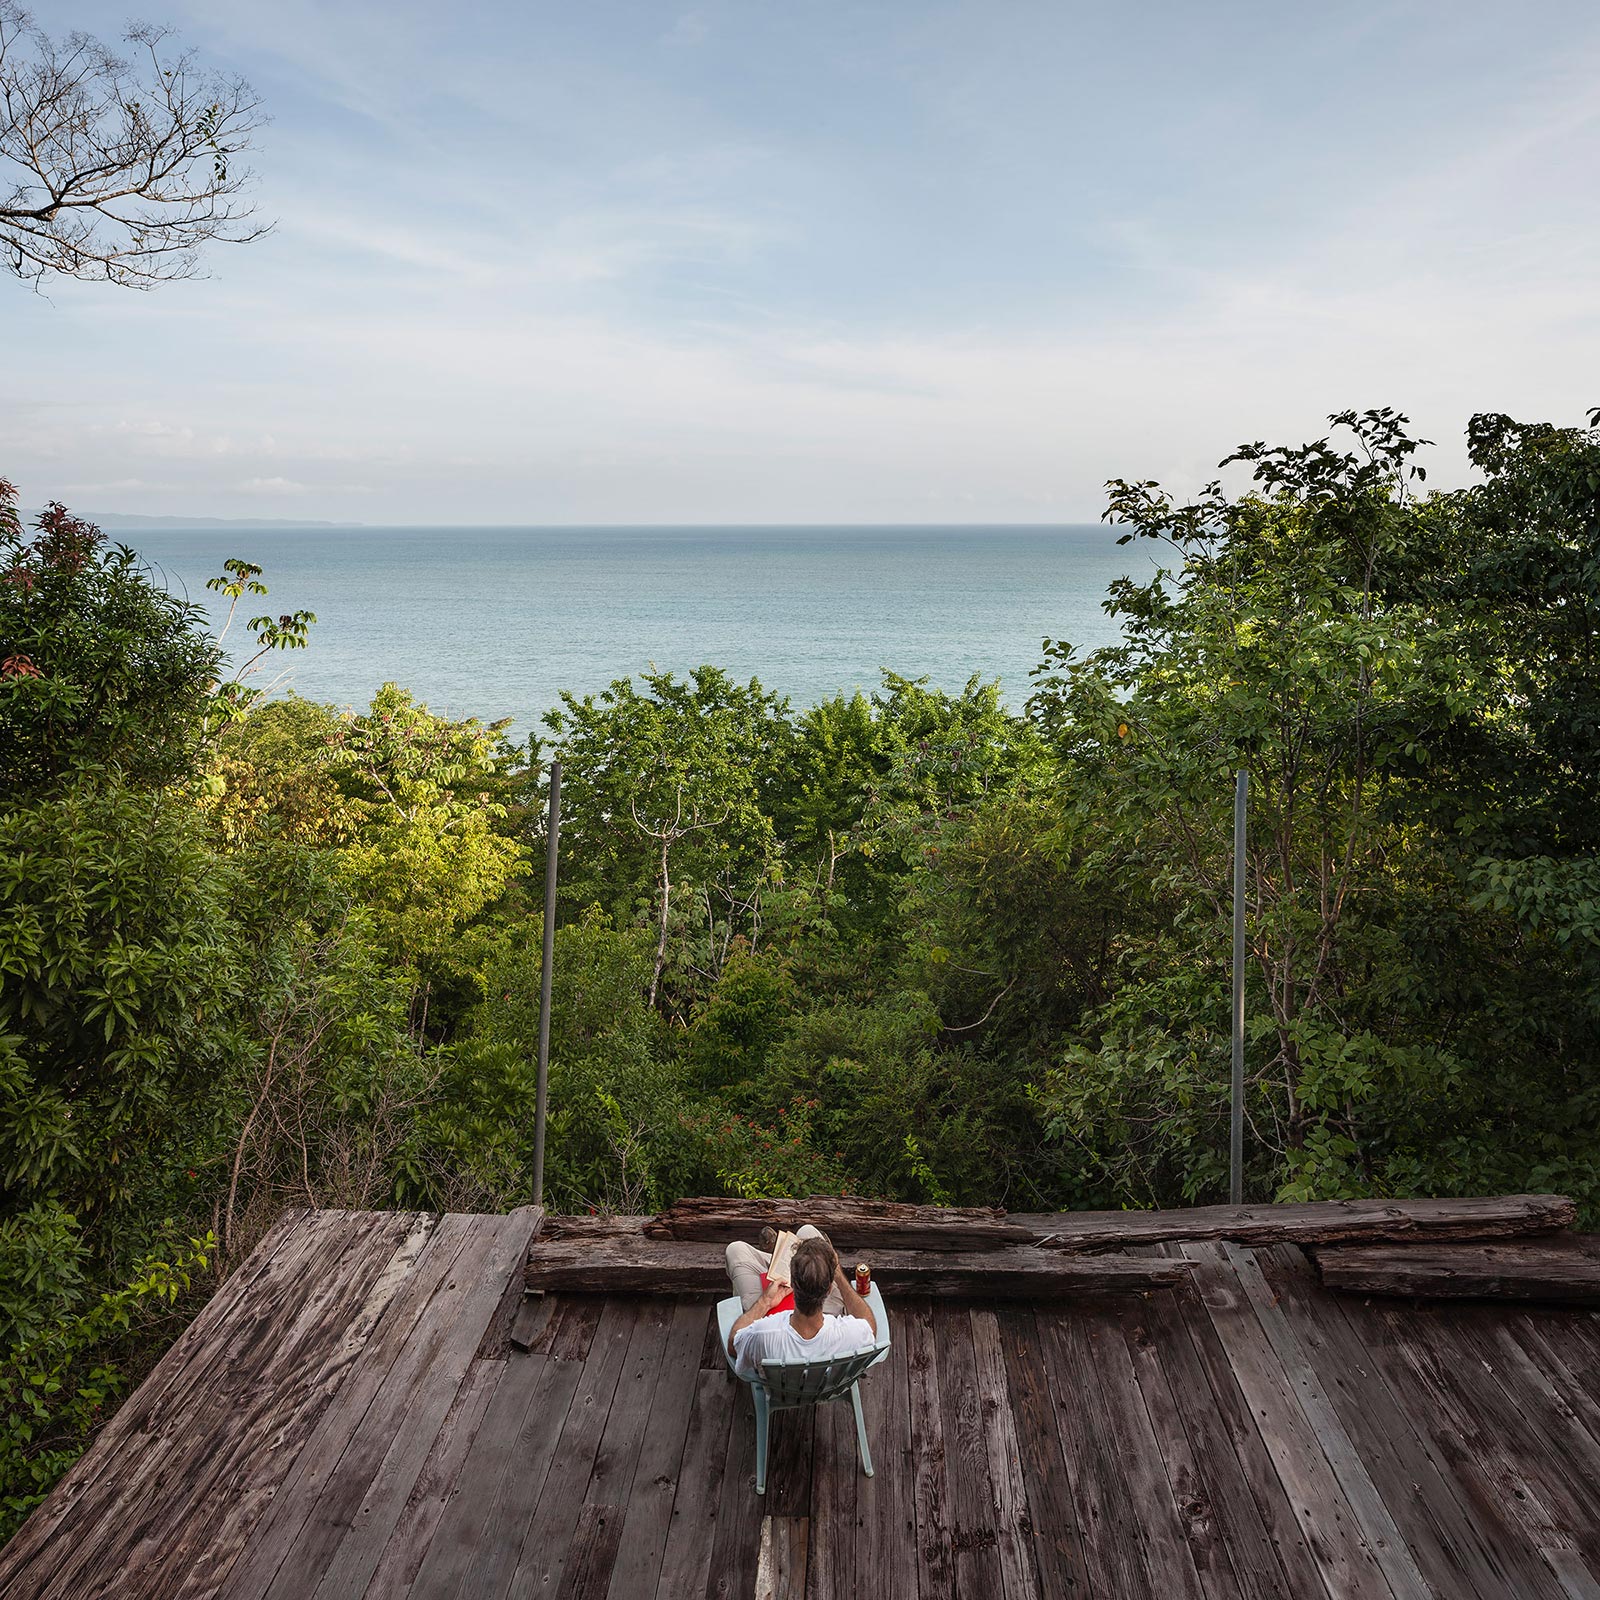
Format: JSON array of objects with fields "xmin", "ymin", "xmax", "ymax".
[
  {"xmin": 704, "ymin": 1376, "xmax": 763, "ymax": 1600},
  {"xmin": 700, "ymin": 1299, "xmax": 730, "ymax": 1369},
  {"xmin": 565, "ymin": 1193, "xmax": 1576, "ymax": 1256},
  {"xmin": 1449, "ymin": 1306, "xmax": 1600, "ymax": 1546},
  {"xmin": 805, "ymin": 1397, "xmax": 854, "ymax": 1600},
  {"xmin": 853, "ymin": 1317, "xmax": 918, "ymax": 1600},
  {"xmin": 550, "ymin": 1294, "xmax": 605, "ymax": 1360},
  {"xmin": 1113, "ymin": 1295, "xmax": 1245, "ymax": 1600},
  {"xmin": 40, "ymin": 1211, "xmax": 420, "ymax": 1600},
  {"xmin": 155, "ymin": 1214, "xmax": 431, "ymax": 1600},
  {"xmin": 543, "ymin": 1213, "xmax": 654, "ymax": 1241},
  {"xmin": 358, "ymin": 1354, "xmax": 503, "ymax": 1600},
  {"xmin": 409, "ymin": 1332, "xmax": 584, "ymax": 1600},
  {"xmin": 904, "ymin": 1302, "xmax": 955, "ymax": 1600},
  {"xmin": 1080, "ymin": 1309, "xmax": 1207, "ymax": 1600},
  {"xmin": 525, "ymin": 1232, "xmax": 1189, "ymax": 1298},
  {"xmin": 651, "ymin": 1366, "xmax": 736, "ymax": 1600},
  {"xmin": 1177, "ymin": 1243, "xmax": 1396, "ymax": 1600},
  {"xmin": 525, "ymin": 1292, "xmax": 574, "ymax": 1355},
  {"xmin": 583, "ymin": 1298, "xmax": 674, "ymax": 1511},
  {"xmin": 1510, "ymin": 1311, "xmax": 1600, "ymax": 1469},
  {"xmin": 754, "ymin": 1514, "xmax": 809, "ymax": 1600},
  {"xmin": 1317, "ymin": 1236, "xmax": 1600, "ymax": 1304},
  {"xmin": 555, "ymin": 1502, "xmax": 625, "ymax": 1600},
  {"xmin": 996, "ymin": 1309, "xmax": 1092, "ymax": 1600},
  {"xmin": 969, "ymin": 1311, "xmax": 1041, "ymax": 1600},
  {"xmin": 510, "ymin": 1293, "xmax": 555, "ymax": 1352},
  {"xmin": 1021, "ymin": 1193, "xmax": 1575, "ymax": 1253},
  {"xmin": 215, "ymin": 1212, "xmax": 485, "ymax": 1600},
  {"xmin": 1256, "ymin": 1242, "xmax": 1559, "ymax": 1600},
  {"xmin": 602, "ymin": 1300, "xmax": 709, "ymax": 1600},
  {"xmin": 934, "ymin": 1302, "xmax": 1005, "ymax": 1600},
  {"xmin": 1140, "ymin": 1245, "xmax": 1330, "ymax": 1600},
  {"xmin": 301, "ymin": 1210, "xmax": 545, "ymax": 1600},
  {"xmin": 478, "ymin": 1210, "xmax": 547, "ymax": 1357},
  {"xmin": 504, "ymin": 1298, "xmax": 640, "ymax": 1600},
  {"xmin": 238, "ymin": 1215, "xmax": 498, "ymax": 1600},
  {"xmin": 765, "ymin": 1397, "xmax": 816, "ymax": 1523},
  {"xmin": 1222, "ymin": 1243, "xmax": 1431, "ymax": 1600},
  {"xmin": 1039, "ymin": 1309, "xmax": 1153, "ymax": 1599},
  {"xmin": 1353, "ymin": 1295, "xmax": 1599, "ymax": 1593}
]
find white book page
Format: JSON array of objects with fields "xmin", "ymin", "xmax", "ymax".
[{"xmin": 766, "ymin": 1229, "xmax": 800, "ymax": 1285}]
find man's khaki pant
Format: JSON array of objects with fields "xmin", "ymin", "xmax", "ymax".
[{"xmin": 724, "ymin": 1223, "xmax": 845, "ymax": 1314}]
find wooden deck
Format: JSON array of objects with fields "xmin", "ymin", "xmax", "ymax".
[{"xmin": 3, "ymin": 1203, "xmax": 1600, "ymax": 1598}]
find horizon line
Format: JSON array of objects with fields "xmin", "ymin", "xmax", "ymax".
[{"xmin": 60, "ymin": 514, "xmax": 1114, "ymax": 532}]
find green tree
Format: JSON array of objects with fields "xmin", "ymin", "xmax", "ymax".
[
  {"xmin": 444, "ymin": 916, "xmax": 693, "ymax": 1211},
  {"xmin": 1030, "ymin": 409, "xmax": 1600, "ymax": 1208},
  {"xmin": 0, "ymin": 782, "xmax": 246, "ymax": 1228},
  {"xmin": 546, "ymin": 668, "xmax": 791, "ymax": 1012},
  {"xmin": 780, "ymin": 673, "xmax": 1042, "ymax": 936},
  {"xmin": 323, "ymin": 685, "xmax": 525, "ymax": 1010},
  {"xmin": 0, "ymin": 486, "xmax": 219, "ymax": 798}
]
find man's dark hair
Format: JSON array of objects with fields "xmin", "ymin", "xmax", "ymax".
[{"xmin": 790, "ymin": 1237, "xmax": 836, "ymax": 1316}]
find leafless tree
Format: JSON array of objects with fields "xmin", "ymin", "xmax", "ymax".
[
  {"xmin": 0, "ymin": 4, "xmax": 268, "ymax": 288},
  {"xmin": 631, "ymin": 783, "xmax": 726, "ymax": 1010}
]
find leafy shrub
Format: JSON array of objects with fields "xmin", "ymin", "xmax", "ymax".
[
  {"xmin": 0, "ymin": 484, "xmax": 219, "ymax": 798},
  {"xmin": 0, "ymin": 1233, "xmax": 211, "ymax": 1543},
  {"xmin": 0, "ymin": 781, "xmax": 247, "ymax": 1221}
]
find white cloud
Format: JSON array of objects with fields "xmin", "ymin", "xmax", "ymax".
[{"xmin": 238, "ymin": 476, "xmax": 309, "ymax": 495}]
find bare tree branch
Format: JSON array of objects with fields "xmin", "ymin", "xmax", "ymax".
[{"xmin": 0, "ymin": 4, "xmax": 269, "ymax": 288}]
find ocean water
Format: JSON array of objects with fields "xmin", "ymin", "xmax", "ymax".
[{"xmin": 126, "ymin": 524, "xmax": 1146, "ymax": 737}]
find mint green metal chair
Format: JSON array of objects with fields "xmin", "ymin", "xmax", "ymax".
[{"xmin": 716, "ymin": 1284, "xmax": 889, "ymax": 1495}]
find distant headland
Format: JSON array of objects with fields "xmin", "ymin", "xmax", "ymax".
[{"xmin": 23, "ymin": 509, "xmax": 366, "ymax": 531}]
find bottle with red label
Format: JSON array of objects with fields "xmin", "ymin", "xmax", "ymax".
[{"xmin": 855, "ymin": 1261, "xmax": 871, "ymax": 1296}]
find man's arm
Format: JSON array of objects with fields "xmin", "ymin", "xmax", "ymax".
[
  {"xmin": 833, "ymin": 1263, "xmax": 877, "ymax": 1336},
  {"xmin": 728, "ymin": 1279, "xmax": 789, "ymax": 1359}
]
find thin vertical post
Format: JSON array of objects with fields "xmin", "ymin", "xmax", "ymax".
[
  {"xmin": 1230, "ymin": 767, "xmax": 1248, "ymax": 1206},
  {"xmin": 532, "ymin": 757, "xmax": 562, "ymax": 1207}
]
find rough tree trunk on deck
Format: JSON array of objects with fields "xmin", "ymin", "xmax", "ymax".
[
  {"xmin": 527, "ymin": 1224, "xmax": 1190, "ymax": 1299},
  {"xmin": 1316, "ymin": 1235, "xmax": 1600, "ymax": 1304},
  {"xmin": 641, "ymin": 1195, "xmax": 1032, "ymax": 1250}
]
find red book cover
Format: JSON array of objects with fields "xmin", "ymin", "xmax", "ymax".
[{"xmin": 758, "ymin": 1272, "xmax": 795, "ymax": 1314}]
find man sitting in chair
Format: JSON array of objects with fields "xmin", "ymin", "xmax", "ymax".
[{"xmin": 725, "ymin": 1229, "xmax": 877, "ymax": 1379}]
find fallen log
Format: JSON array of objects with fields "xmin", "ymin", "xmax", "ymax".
[
  {"xmin": 1315, "ymin": 1236, "xmax": 1600, "ymax": 1305},
  {"xmin": 1015, "ymin": 1193, "xmax": 1576, "ymax": 1253},
  {"xmin": 643, "ymin": 1195, "xmax": 1034, "ymax": 1251},
  {"xmin": 525, "ymin": 1233, "xmax": 1190, "ymax": 1300},
  {"xmin": 544, "ymin": 1213, "xmax": 652, "ymax": 1241}
]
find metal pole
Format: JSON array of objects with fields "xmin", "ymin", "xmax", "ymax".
[
  {"xmin": 1230, "ymin": 767, "xmax": 1248, "ymax": 1206},
  {"xmin": 531, "ymin": 757, "xmax": 561, "ymax": 1207}
]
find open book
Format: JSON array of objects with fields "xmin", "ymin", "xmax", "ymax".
[{"xmin": 766, "ymin": 1230, "xmax": 800, "ymax": 1286}]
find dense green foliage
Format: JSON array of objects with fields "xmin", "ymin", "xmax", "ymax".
[{"xmin": 1, "ymin": 407, "xmax": 1598, "ymax": 1534}]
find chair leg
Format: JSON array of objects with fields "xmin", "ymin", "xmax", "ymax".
[
  {"xmin": 851, "ymin": 1383, "xmax": 874, "ymax": 1478},
  {"xmin": 755, "ymin": 1390, "xmax": 770, "ymax": 1495}
]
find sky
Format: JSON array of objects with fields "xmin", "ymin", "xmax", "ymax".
[{"xmin": 5, "ymin": 0, "xmax": 1599, "ymax": 525}]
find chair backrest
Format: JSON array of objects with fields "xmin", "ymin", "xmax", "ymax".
[{"xmin": 759, "ymin": 1346, "xmax": 878, "ymax": 1407}]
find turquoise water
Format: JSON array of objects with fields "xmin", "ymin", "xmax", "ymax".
[{"xmin": 127, "ymin": 524, "xmax": 1146, "ymax": 736}]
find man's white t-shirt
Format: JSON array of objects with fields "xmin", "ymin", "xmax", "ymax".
[{"xmin": 732, "ymin": 1311, "xmax": 875, "ymax": 1381}]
